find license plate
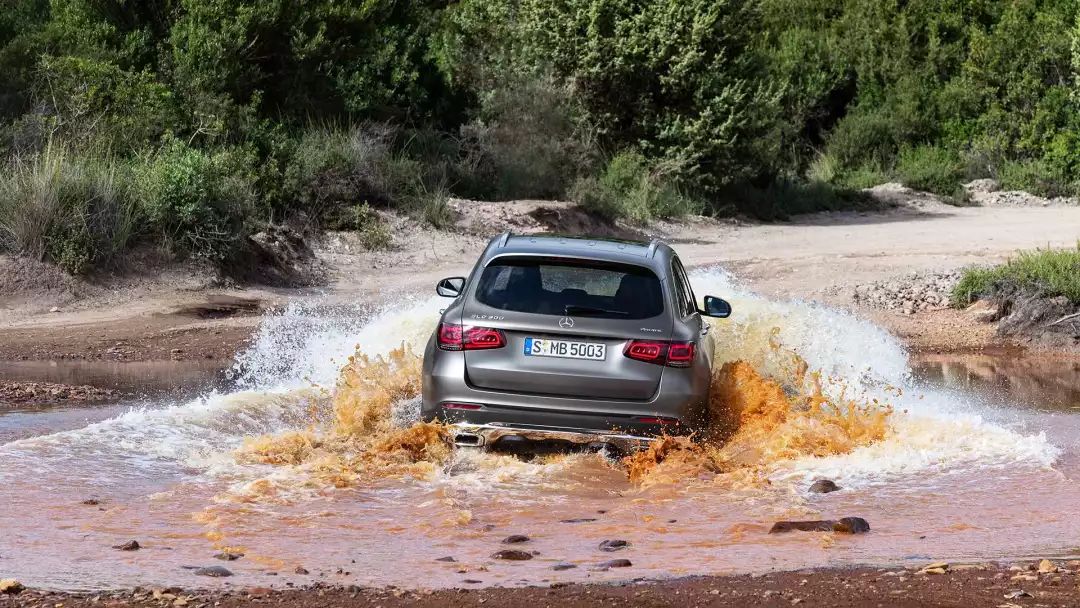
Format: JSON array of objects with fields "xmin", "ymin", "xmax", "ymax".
[{"xmin": 523, "ymin": 337, "xmax": 606, "ymax": 361}]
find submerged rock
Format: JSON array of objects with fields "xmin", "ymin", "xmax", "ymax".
[
  {"xmin": 490, "ymin": 550, "xmax": 533, "ymax": 561},
  {"xmin": 501, "ymin": 535, "xmax": 530, "ymax": 544},
  {"xmin": 808, "ymin": 479, "xmax": 841, "ymax": 494},
  {"xmin": 113, "ymin": 540, "xmax": 141, "ymax": 551},
  {"xmin": 769, "ymin": 517, "xmax": 870, "ymax": 534},
  {"xmin": 214, "ymin": 551, "xmax": 243, "ymax": 561},
  {"xmin": 834, "ymin": 517, "xmax": 870, "ymax": 533},
  {"xmin": 598, "ymin": 559, "xmax": 632, "ymax": 568},
  {"xmin": 552, "ymin": 562, "xmax": 577, "ymax": 571},
  {"xmin": 560, "ymin": 518, "xmax": 597, "ymax": 524},
  {"xmin": 294, "ymin": 566, "xmax": 309, "ymax": 575},
  {"xmin": 769, "ymin": 521, "xmax": 834, "ymax": 533},
  {"xmin": 192, "ymin": 566, "xmax": 234, "ymax": 577},
  {"xmin": 598, "ymin": 539, "xmax": 630, "ymax": 552},
  {"xmin": 435, "ymin": 556, "xmax": 457, "ymax": 563}
]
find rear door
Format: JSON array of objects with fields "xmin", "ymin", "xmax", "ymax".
[{"xmin": 462, "ymin": 257, "xmax": 673, "ymax": 400}]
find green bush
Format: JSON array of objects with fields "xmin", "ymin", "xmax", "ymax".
[
  {"xmin": 458, "ymin": 77, "xmax": 598, "ymax": 200},
  {"xmin": 951, "ymin": 246, "xmax": 1080, "ymax": 307},
  {"xmin": 572, "ymin": 152, "xmax": 701, "ymax": 223},
  {"xmin": 825, "ymin": 107, "xmax": 901, "ymax": 169},
  {"xmin": 33, "ymin": 55, "xmax": 177, "ymax": 151},
  {"xmin": 895, "ymin": 145, "xmax": 963, "ymax": 196},
  {"xmin": 997, "ymin": 158, "xmax": 1073, "ymax": 198},
  {"xmin": 515, "ymin": 0, "xmax": 772, "ymax": 192},
  {"xmin": 284, "ymin": 125, "xmax": 411, "ymax": 217},
  {"xmin": 135, "ymin": 139, "xmax": 257, "ymax": 262},
  {"xmin": 833, "ymin": 163, "xmax": 890, "ymax": 191},
  {"xmin": 718, "ymin": 178, "xmax": 871, "ymax": 221},
  {"xmin": 0, "ymin": 145, "xmax": 136, "ymax": 273}
]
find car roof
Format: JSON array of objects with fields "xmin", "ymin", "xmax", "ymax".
[{"xmin": 481, "ymin": 232, "xmax": 676, "ymax": 270}]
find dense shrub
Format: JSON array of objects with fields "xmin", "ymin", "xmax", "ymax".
[
  {"xmin": 135, "ymin": 139, "xmax": 257, "ymax": 262},
  {"xmin": 895, "ymin": 146, "xmax": 964, "ymax": 197},
  {"xmin": 0, "ymin": 146, "xmax": 136, "ymax": 273},
  {"xmin": 572, "ymin": 152, "xmax": 701, "ymax": 224},
  {"xmin": 459, "ymin": 78, "xmax": 599, "ymax": 200},
  {"xmin": 2, "ymin": 0, "xmax": 1080, "ymax": 276},
  {"xmin": 514, "ymin": 0, "xmax": 774, "ymax": 192},
  {"xmin": 998, "ymin": 159, "xmax": 1073, "ymax": 198}
]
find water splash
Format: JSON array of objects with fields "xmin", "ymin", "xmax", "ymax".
[{"xmin": 223, "ymin": 268, "xmax": 1056, "ymax": 496}]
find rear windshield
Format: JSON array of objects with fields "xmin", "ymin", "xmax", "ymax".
[{"xmin": 475, "ymin": 258, "xmax": 664, "ymax": 319}]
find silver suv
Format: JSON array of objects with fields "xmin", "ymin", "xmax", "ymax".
[{"xmin": 421, "ymin": 233, "xmax": 731, "ymax": 456}]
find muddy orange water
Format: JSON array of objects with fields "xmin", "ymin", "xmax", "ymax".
[{"xmin": 2, "ymin": 271, "xmax": 1077, "ymax": 591}]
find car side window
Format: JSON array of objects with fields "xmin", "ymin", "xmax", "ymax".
[{"xmin": 671, "ymin": 258, "xmax": 696, "ymax": 317}]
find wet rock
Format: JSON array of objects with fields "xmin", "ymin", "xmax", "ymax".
[
  {"xmin": 192, "ymin": 566, "xmax": 234, "ymax": 577},
  {"xmin": 834, "ymin": 517, "xmax": 870, "ymax": 533},
  {"xmin": 598, "ymin": 559, "xmax": 632, "ymax": 569},
  {"xmin": 501, "ymin": 535, "xmax": 530, "ymax": 544},
  {"xmin": 0, "ymin": 579, "xmax": 23, "ymax": 595},
  {"xmin": 808, "ymin": 479, "xmax": 841, "ymax": 494},
  {"xmin": 598, "ymin": 539, "xmax": 630, "ymax": 552},
  {"xmin": 552, "ymin": 562, "xmax": 577, "ymax": 571},
  {"xmin": 435, "ymin": 556, "xmax": 457, "ymax": 562},
  {"xmin": 214, "ymin": 551, "xmax": 243, "ymax": 561},
  {"xmin": 560, "ymin": 518, "xmax": 597, "ymax": 524},
  {"xmin": 769, "ymin": 517, "xmax": 869, "ymax": 534},
  {"xmin": 462, "ymin": 579, "xmax": 483, "ymax": 584},
  {"xmin": 490, "ymin": 550, "xmax": 533, "ymax": 561},
  {"xmin": 114, "ymin": 540, "xmax": 141, "ymax": 551},
  {"xmin": 1037, "ymin": 559, "xmax": 1058, "ymax": 574},
  {"xmin": 769, "ymin": 521, "xmax": 834, "ymax": 533},
  {"xmin": 294, "ymin": 567, "xmax": 309, "ymax": 575},
  {"xmin": 81, "ymin": 498, "xmax": 101, "ymax": 506},
  {"xmin": 1004, "ymin": 590, "xmax": 1033, "ymax": 599}
]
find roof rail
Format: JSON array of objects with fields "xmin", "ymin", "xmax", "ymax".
[
  {"xmin": 497, "ymin": 231, "xmax": 512, "ymax": 248},
  {"xmin": 646, "ymin": 238, "xmax": 663, "ymax": 258}
]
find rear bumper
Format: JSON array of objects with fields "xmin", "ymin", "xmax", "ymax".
[
  {"xmin": 421, "ymin": 334, "xmax": 711, "ymax": 439},
  {"xmin": 447, "ymin": 422, "xmax": 655, "ymax": 453}
]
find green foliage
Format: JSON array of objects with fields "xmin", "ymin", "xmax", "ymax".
[
  {"xmin": 572, "ymin": 152, "xmax": 702, "ymax": 224},
  {"xmin": 0, "ymin": 145, "xmax": 136, "ymax": 273},
  {"xmin": 135, "ymin": 139, "xmax": 257, "ymax": 262},
  {"xmin": 34, "ymin": 55, "xmax": 176, "ymax": 149},
  {"xmin": 998, "ymin": 158, "xmax": 1073, "ymax": 198},
  {"xmin": 951, "ymin": 245, "xmax": 1080, "ymax": 307},
  {"xmin": 460, "ymin": 77, "xmax": 599, "ymax": 200},
  {"xmin": 514, "ymin": 0, "xmax": 773, "ymax": 191},
  {"xmin": 168, "ymin": 0, "xmax": 451, "ymax": 126},
  {"xmin": 2, "ymin": 0, "xmax": 1080, "ymax": 275},
  {"xmin": 895, "ymin": 145, "xmax": 963, "ymax": 196}
]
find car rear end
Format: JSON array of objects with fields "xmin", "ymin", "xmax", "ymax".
[{"xmin": 421, "ymin": 238, "xmax": 712, "ymax": 454}]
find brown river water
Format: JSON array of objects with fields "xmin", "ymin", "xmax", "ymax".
[{"xmin": 1, "ymin": 271, "xmax": 1078, "ymax": 591}]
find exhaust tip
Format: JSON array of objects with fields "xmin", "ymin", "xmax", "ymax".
[{"xmin": 453, "ymin": 432, "xmax": 484, "ymax": 447}]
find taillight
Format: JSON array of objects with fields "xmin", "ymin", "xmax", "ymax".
[
  {"xmin": 437, "ymin": 323, "xmax": 506, "ymax": 351},
  {"xmin": 442, "ymin": 402, "xmax": 484, "ymax": 410},
  {"xmin": 623, "ymin": 340, "xmax": 695, "ymax": 367},
  {"xmin": 634, "ymin": 416, "xmax": 681, "ymax": 425},
  {"xmin": 437, "ymin": 323, "xmax": 464, "ymax": 350}
]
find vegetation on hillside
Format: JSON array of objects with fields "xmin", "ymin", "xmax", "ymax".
[
  {"xmin": 951, "ymin": 246, "xmax": 1080, "ymax": 308},
  {"xmin": 0, "ymin": 0, "xmax": 1078, "ymax": 274}
]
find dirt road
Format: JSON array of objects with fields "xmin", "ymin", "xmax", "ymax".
[{"xmin": 2, "ymin": 193, "xmax": 1080, "ymax": 362}]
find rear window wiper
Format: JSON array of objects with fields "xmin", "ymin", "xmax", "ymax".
[{"xmin": 564, "ymin": 305, "xmax": 630, "ymax": 317}]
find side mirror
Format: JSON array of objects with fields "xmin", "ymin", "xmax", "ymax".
[
  {"xmin": 701, "ymin": 295, "xmax": 732, "ymax": 318},
  {"xmin": 436, "ymin": 276, "xmax": 466, "ymax": 298}
]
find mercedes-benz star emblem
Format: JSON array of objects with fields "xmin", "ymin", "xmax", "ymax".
[{"xmin": 558, "ymin": 317, "xmax": 575, "ymax": 328}]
